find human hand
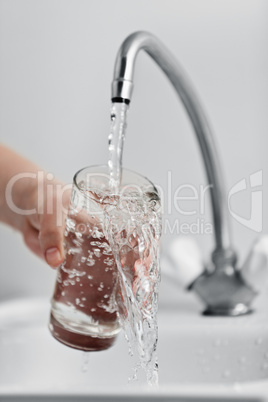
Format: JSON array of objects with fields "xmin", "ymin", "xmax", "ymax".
[
  {"xmin": 19, "ymin": 175, "xmax": 71, "ymax": 268},
  {"xmin": 0, "ymin": 145, "xmax": 71, "ymax": 268}
]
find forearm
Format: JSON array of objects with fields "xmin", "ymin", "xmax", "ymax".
[{"xmin": 0, "ymin": 144, "xmax": 40, "ymax": 230}]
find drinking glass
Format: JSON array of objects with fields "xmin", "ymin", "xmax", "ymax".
[{"xmin": 49, "ymin": 165, "xmax": 160, "ymax": 351}]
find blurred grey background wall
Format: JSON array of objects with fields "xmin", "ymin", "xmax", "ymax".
[{"xmin": 0, "ymin": 0, "xmax": 267, "ymax": 301}]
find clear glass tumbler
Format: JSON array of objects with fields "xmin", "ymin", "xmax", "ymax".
[{"xmin": 49, "ymin": 165, "xmax": 160, "ymax": 351}]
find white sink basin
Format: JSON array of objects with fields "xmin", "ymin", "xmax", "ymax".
[{"xmin": 0, "ymin": 294, "xmax": 268, "ymax": 401}]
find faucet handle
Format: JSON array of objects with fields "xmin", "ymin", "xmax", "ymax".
[
  {"xmin": 240, "ymin": 236, "xmax": 268, "ymax": 293},
  {"xmin": 161, "ymin": 236, "xmax": 258, "ymax": 316},
  {"xmin": 161, "ymin": 236, "xmax": 204, "ymax": 289}
]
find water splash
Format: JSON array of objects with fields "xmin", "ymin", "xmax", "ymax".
[{"xmin": 104, "ymin": 188, "xmax": 161, "ymax": 386}]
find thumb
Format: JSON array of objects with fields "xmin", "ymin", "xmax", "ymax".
[
  {"xmin": 39, "ymin": 215, "xmax": 65, "ymax": 268},
  {"xmin": 38, "ymin": 188, "xmax": 68, "ymax": 268}
]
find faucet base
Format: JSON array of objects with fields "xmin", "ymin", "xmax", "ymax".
[
  {"xmin": 203, "ymin": 303, "xmax": 253, "ymax": 317},
  {"xmin": 192, "ymin": 265, "xmax": 257, "ymax": 317}
]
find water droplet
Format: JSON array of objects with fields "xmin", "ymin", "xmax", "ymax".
[
  {"xmin": 104, "ymin": 257, "xmax": 114, "ymax": 266},
  {"xmin": 81, "ymin": 352, "xmax": 89, "ymax": 373},
  {"xmin": 93, "ymin": 248, "xmax": 101, "ymax": 258},
  {"xmin": 128, "ymin": 365, "xmax": 139, "ymax": 383},
  {"xmin": 86, "ymin": 259, "xmax": 95, "ymax": 266}
]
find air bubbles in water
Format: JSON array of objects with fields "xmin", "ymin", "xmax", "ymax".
[
  {"xmin": 81, "ymin": 352, "xmax": 90, "ymax": 373},
  {"xmin": 104, "ymin": 189, "xmax": 161, "ymax": 387}
]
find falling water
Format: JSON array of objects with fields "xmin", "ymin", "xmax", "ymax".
[
  {"xmin": 108, "ymin": 102, "xmax": 129, "ymax": 192},
  {"xmin": 104, "ymin": 187, "xmax": 161, "ymax": 386},
  {"xmin": 107, "ymin": 102, "xmax": 161, "ymax": 386}
]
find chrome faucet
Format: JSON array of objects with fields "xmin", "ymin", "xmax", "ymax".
[{"xmin": 111, "ymin": 31, "xmax": 257, "ymax": 316}]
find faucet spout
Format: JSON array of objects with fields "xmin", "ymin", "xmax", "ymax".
[{"xmin": 111, "ymin": 31, "xmax": 256, "ymax": 316}]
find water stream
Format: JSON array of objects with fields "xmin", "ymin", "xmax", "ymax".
[
  {"xmin": 107, "ymin": 102, "xmax": 161, "ymax": 386},
  {"xmin": 108, "ymin": 102, "xmax": 129, "ymax": 192}
]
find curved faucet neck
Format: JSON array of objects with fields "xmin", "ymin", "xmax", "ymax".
[{"xmin": 111, "ymin": 31, "xmax": 235, "ymax": 267}]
